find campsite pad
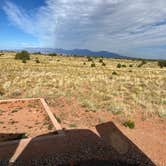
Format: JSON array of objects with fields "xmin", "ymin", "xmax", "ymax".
[{"xmin": 0, "ymin": 99, "xmax": 54, "ymax": 142}]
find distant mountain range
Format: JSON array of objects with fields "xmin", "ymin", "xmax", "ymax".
[{"xmin": 24, "ymin": 48, "xmax": 126, "ymax": 59}]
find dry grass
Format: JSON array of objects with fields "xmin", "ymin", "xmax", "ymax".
[{"xmin": 0, "ymin": 52, "xmax": 165, "ymax": 118}]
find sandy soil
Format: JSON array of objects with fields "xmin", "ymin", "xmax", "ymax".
[
  {"xmin": 0, "ymin": 99, "xmax": 54, "ymax": 141},
  {"xmin": 50, "ymin": 97, "xmax": 166, "ymax": 166},
  {"xmin": 116, "ymin": 114, "xmax": 166, "ymax": 166},
  {"xmin": 50, "ymin": 97, "xmax": 113, "ymax": 131}
]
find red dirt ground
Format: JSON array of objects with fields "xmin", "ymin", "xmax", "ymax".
[
  {"xmin": 116, "ymin": 114, "xmax": 166, "ymax": 166},
  {"xmin": 50, "ymin": 97, "xmax": 113, "ymax": 131},
  {"xmin": 49, "ymin": 97, "xmax": 166, "ymax": 166},
  {"xmin": 0, "ymin": 97, "xmax": 165, "ymax": 165},
  {"xmin": 0, "ymin": 99, "xmax": 54, "ymax": 141}
]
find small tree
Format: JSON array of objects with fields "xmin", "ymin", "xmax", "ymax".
[
  {"xmin": 158, "ymin": 60, "xmax": 166, "ymax": 68},
  {"xmin": 15, "ymin": 51, "xmax": 30, "ymax": 60}
]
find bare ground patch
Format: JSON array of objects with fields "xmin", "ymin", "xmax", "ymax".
[{"xmin": 0, "ymin": 99, "xmax": 54, "ymax": 142}]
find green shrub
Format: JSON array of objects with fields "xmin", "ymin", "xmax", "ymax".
[
  {"xmin": 102, "ymin": 62, "xmax": 106, "ymax": 66},
  {"xmin": 158, "ymin": 60, "xmax": 166, "ymax": 68},
  {"xmin": 83, "ymin": 62, "xmax": 86, "ymax": 65},
  {"xmin": 22, "ymin": 59, "xmax": 27, "ymax": 63},
  {"xmin": 48, "ymin": 53, "xmax": 57, "ymax": 56},
  {"xmin": 87, "ymin": 56, "xmax": 93, "ymax": 61},
  {"xmin": 99, "ymin": 59, "xmax": 103, "ymax": 63},
  {"xmin": 34, "ymin": 52, "xmax": 41, "ymax": 55},
  {"xmin": 129, "ymin": 64, "xmax": 133, "ymax": 67},
  {"xmin": 123, "ymin": 120, "xmax": 135, "ymax": 129},
  {"xmin": 35, "ymin": 58, "xmax": 40, "ymax": 63},
  {"xmin": 91, "ymin": 63, "xmax": 96, "ymax": 67},
  {"xmin": 122, "ymin": 64, "xmax": 126, "ymax": 67},
  {"xmin": 112, "ymin": 71, "xmax": 118, "ymax": 75},
  {"xmin": 15, "ymin": 51, "xmax": 30, "ymax": 60},
  {"xmin": 117, "ymin": 63, "xmax": 121, "ymax": 68}
]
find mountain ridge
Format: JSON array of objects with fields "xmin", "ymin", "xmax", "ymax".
[{"xmin": 24, "ymin": 48, "xmax": 126, "ymax": 58}]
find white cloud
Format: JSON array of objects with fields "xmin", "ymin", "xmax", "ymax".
[{"xmin": 3, "ymin": 0, "xmax": 166, "ymax": 58}]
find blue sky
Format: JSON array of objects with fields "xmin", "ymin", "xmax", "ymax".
[{"xmin": 1, "ymin": 0, "xmax": 166, "ymax": 59}]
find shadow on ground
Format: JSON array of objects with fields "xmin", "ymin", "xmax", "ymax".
[{"xmin": 0, "ymin": 122, "xmax": 155, "ymax": 166}]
